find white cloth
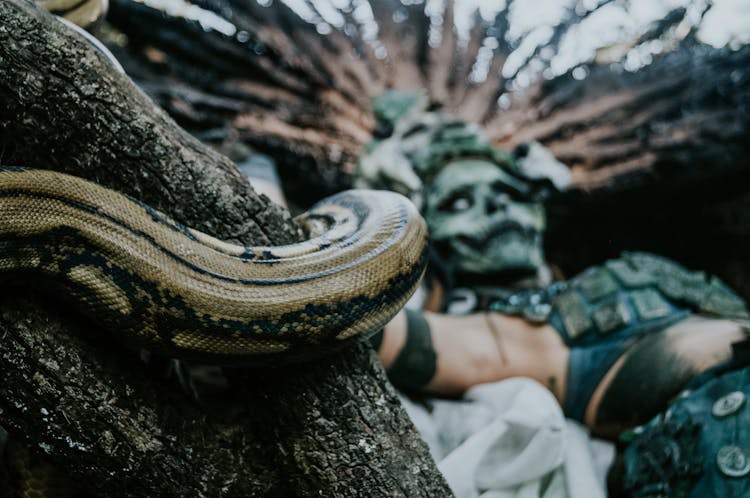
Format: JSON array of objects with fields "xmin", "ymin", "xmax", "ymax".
[{"xmin": 399, "ymin": 378, "xmax": 614, "ymax": 498}]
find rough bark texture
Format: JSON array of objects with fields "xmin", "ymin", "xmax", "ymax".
[
  {"xmin": 1, "ymin": 297, "xmax": 443, "ymax": 497},
  {"xmin": 0, "ymin": 1, "xmax": 451, "ymax": 496}
]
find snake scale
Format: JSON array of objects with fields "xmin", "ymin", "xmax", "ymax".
[{"xmin": 0, "ymin": 167, "xmax": 428, "ymax": 365}]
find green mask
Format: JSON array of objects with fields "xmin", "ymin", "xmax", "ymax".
[{"xmin": 424, "ymin": 159, "xmax": 546, "ymax": 274}]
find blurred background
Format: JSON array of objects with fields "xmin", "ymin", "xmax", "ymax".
[{"xmin": 101, "ymin": 0, "xmax": 750, "ymax": 296}]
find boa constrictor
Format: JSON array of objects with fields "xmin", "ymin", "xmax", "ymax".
[
  {"xmin": 0, "ymin": 167, "xmax": 427, "ymax": 365},
  {"xmin": 1, "ymin": 1, "xmax": 428, "ymax": 366},
  {"xmin": 3, "ymin": 2, "xmax": 428, "ymax": 365}
]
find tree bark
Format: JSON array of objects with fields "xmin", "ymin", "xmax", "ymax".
[{"xmin": 0, "ymin": 1, "xmax": 450, "ymax": 496}]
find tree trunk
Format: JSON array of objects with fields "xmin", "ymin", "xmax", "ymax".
[{"xmin": 0, "ymin": 1, "xmax": 450, "ymax": 496}]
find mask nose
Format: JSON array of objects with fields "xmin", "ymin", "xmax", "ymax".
[{"xmin": 486, "ymin": 192, "xmax": 511, "ymax": 215}]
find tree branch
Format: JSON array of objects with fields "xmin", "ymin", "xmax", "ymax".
[{"xmin": 0, "ymin": 1, "xmax": 449, "ymax": 495}]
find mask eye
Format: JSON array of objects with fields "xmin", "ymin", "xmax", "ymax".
[
  {"xmin": 452, "ymin": 197, "xmax": 471, "ymax": 211},
  {"xmin": 438, "ymin": 191, "xmax": 472, "ymax": 212}
]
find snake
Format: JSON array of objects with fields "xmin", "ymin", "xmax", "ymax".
[
  {"xmin": 0, "ymin": 2, "xmax": 428, "ymax": 366},
  {"xmin": 34, "ymin": 0, "xmax": 108, "ymax": 29},
  {"xmin": 1, "ymin": 5, "xmax": 426, "ymax": 497},
  {"xmin": 0, "ymin": 166, "xmax": 427, "ymax": 365}
]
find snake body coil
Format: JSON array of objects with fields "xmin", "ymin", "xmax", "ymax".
[{"xmin": 0, "ymin": 167, "xmax": 428, "ymax": 365}]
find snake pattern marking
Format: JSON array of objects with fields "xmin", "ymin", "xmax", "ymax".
[{"xmin": 0, "ymin": 167, "xmax": 428, "ymax": 365}]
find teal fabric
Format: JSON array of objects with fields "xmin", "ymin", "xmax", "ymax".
[{"xmin": 623, "ymin": 363, "xmax": 750, "ymax": 498}]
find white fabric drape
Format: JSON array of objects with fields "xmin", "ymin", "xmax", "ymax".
[{"xmin": 399, "ymin": 378, "xmax": 614, "ymax": 498}]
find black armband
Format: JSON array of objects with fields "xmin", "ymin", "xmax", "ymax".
[{"xmin": 386, "ymin": 308, "xmax": 437, "ymax": 391}]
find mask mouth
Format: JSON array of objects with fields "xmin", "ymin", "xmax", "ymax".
[
  {"xmin": 435, "ymin": 222, "xmax": 542, "ymax": 275},
  {"xmin": 449, "ymin": 221, "xmax": 536, "ymax": 251}
]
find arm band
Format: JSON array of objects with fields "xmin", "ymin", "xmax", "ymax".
[{"xmin": 386, "ymin": 308, "xmax": 437, "ymax": 391}]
